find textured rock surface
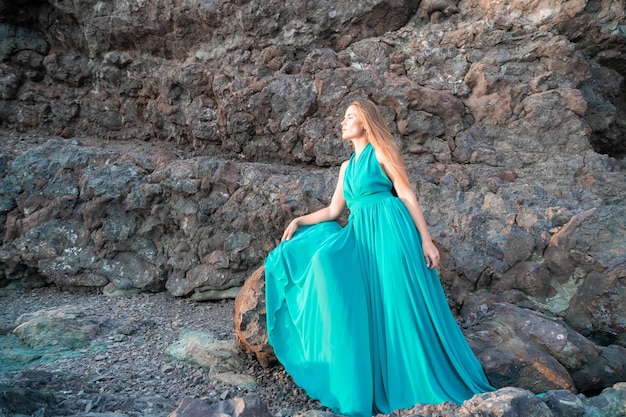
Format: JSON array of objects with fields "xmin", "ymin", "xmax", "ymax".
[{"xmin": 0, "ymin": 0, "xmax": 624, "ymax": 159}]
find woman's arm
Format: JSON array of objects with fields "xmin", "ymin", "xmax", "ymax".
[
  {"xmin": 282, "ymin": 161, "xmax": 348, "ymax": 241},
  {"xmin": 376, "ymin": 151, "xmax": 440, "ymax": 268}
]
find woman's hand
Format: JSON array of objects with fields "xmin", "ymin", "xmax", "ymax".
[
  {"xmin": 282, "ymin": 218, "xmax": 302, "ymax": 241},
  {"xmin": 422, "ymin": 240, "xmax": 440, "ymax": 269}
]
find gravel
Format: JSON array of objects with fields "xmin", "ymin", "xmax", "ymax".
[{"xmin": 0, "ymin": 286, "xmax": 325, "ymax": 417}]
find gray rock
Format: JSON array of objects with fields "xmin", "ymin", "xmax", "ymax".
[{"xmin": 165, "ymin": 330, "xmax": 257, "ymax": 389}]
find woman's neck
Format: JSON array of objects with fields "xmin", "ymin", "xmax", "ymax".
[{"xmin": 351, "ymin": 137, "xmax": 369, "ymax": 157}]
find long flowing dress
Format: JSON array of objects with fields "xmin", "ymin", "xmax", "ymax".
[{"xmin": 264, "ymin": 143, "xmax": 495, "ymax": 417}]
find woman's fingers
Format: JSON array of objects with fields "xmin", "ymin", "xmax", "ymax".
[
  {"xmin": 422, "ymin": 241, "xmax": 440, "ymax": 269},
  {"xmin": 282, "ymin": 220, "xmax": 298, "ymax": 241},
  {"xmin": 425, "ymin": 254, "xmax": 435, "ymax": 268}
]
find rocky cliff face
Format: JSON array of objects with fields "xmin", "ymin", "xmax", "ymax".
[
  {"xmin": 1, "ymin": 0, "xmax": 624, "ymax": 159},
  {"xmin": 1, "ymin": 0, "xmax": 625, "ymax": 399}
]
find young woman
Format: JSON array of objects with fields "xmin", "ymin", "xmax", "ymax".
[{"xmin": 265, "ymin": 100, "xmax": 495, "ymax": 417}]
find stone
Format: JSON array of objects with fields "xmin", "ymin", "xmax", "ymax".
[
  {"xmin": 234, "ymin": 266, "xmax": 276, "ymax": 368},
  {"xmin": 13, "ymin": 306, "xmax": 108, "ymax": 350},
  {"xmin": 169, "ymin": 394, "xmax": 272, "ymax": 417},
  {"xmin": 165, "ymin": 330, "xmax": 257, "ymax": 389}
]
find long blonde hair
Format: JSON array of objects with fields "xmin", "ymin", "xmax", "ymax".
[{"xmin": 351, "ymin": 99, "xmax": 409, "ymax": 184}]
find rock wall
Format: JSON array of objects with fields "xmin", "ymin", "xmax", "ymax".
[
  {"xmin": 1, "ymin": 0, "xmax": 626, "ymax": 394},
  {"xmin": 1, "ymin": 1, "xmax": 624, "ymax": 159}
]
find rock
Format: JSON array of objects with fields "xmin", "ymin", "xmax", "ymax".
[
  {"xmin": 458, "ymin": 387, "xmax": 553, "ymax": 417},
  {"xmin": 234, "ymin": 266, "xmax": 276, "ymax": 368},
  {"xmin": 461, "ymin": 298, "xmax": 626, "ymax": 396},
  {"xmin": 541, "ymin": 389, "xmax": 585, "ymax": 417},
  {"xmin": 578, "ymin": 382, "xmax": 626, "ymax": 417},
  {"xmin": 2, "ymin": 291, "xmax": 244, "ymax": 417},
  {"xmin": 169, "ymin": 394, "xmax": 272, "ymax": 417},
  {"xmin": 0, "ymin": 384, "xmax": 60, "ymax": 417},
  {"xmin": 0, "ymin": 0, "xmax": 624, "ymax": 314},
  {"xmin": 191, "ymin": 286, "xmax": 241, "ymax": 302},
  {"xmin": 165, "ymin": 330, "xmax": 257, "ymax": 389},
  {"xmin": 552, "ymin": 208, "xmax": 626, "ymax": 345},
  {"xmin": 169, "ymin": 397, "xmax": 215, "ymax": 417},
  {"xmin": 13, "ymin": 305, "xmax": 109, "ymax": 350}
]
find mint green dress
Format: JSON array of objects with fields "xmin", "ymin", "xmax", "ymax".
[{"xmin": 265, "ymin": 143, "xmax": 494, "ymax": 417}]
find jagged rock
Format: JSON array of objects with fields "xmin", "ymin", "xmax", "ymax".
[
  {"xmin": 542, "ymin": 382, "xmax": 626, "ymax": 417},
  {"xmin": 460, "ymin": 299, "xmax": 626, "ymax": 396},
  {"xmin": 0, "ymin": 0, "xmax": 624, "ymax": 159},
  {"xmin": 457, "ymin": 387, "xmax": 553, "ymax": 417},
  {"xmin": 234, "ymin": 265, "xmax": 276, "ymax": 368}
]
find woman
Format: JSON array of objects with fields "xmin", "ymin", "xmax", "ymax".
[{"xmin": 265, "ymin": 100, "xmax": 495, "ymax": 417}]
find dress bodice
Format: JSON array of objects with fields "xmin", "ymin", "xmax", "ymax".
[{"xmin": 343, "ymin": 143, "xmax": 394, "ymax": 211}]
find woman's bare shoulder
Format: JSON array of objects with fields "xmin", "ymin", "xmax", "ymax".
[{"xmin": 372, "ymin": 147, "xmax": 389, "ymax": 163}]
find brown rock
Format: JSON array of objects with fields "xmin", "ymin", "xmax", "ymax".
[{"xmin": 234, "ymin": 265, "xmax": 276, "ymax": 368}]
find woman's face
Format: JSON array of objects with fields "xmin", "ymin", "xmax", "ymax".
[{"xmin": 341, "ymin": 105, "xmax": 365, "ymax": 141}]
